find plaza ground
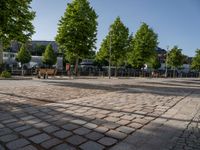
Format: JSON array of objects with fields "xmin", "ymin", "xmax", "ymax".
[{"xmin": 0, "ymin": 78, "xmax": 200, "ymax": 150}]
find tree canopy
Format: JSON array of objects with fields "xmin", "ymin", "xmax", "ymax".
[
  {"xmin": 42, "ymin": 44, "xmax": 57, "ymax": 67},
  {"xmin": 128, "ymin": 23, "xmax": 158, "ymax": 69},
  {"xmin": 191, "ymin": 49, "xmax": 200, "ymax": 71},
  {"xmin": 96, "ymin": 17, "xmax": 129, "ymax": 67},
  {"xmin": 16, "ymin": 44, "xmax": 31, "ymax": 65},
  {"xmin": 0, "ymin": 0, "xmax": 35, "ymax": 65},
  {"xmin": 168, "ymin": 46, "xmax": 184, "ymax": 69},
  {"xmin": 55, "ymin": 0, "xmax": 98, "ymax": 66}
]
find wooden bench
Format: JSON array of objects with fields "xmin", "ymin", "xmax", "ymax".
[{"xmin": 38, "ymin": 68, "xmax": 57, "ymax": 79}]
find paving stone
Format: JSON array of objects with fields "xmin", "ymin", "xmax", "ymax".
[
  {"xmin": 70, "ymin": 119, "xmax": 87, "ymax": 125},
  {"xmin": 29, "ymin": 133, "xmax": 51, "ymax": 144},
  {"xmin": 105, "ymin": 117, "xmax": 120, "ymax": 122},
  {"xmin": 62, "ymin": 123, "xmax": 80, "ymax": 130},
  {"xmin": 0, "ymin": 124, "xmax": 4, "ymax": 129},
  {"xmin": 2, "ymin": 118, "xmax": 17, "ymax": 124},
  {"xmin": 25, "ymin": 119, "xmax": 41, "ymax": 125},
  {"xmin": 6, "ymin": 138, "xmax": 30, "ymax": 149},
  {"xmin": 21, "ymin": 116, "xmax": 36, "ymax": 121},
  {"xmin": 98, "ymin": 137, "xmax": 117, "ymax": 146},
  {"xmin": 0, "ymin": 144, "xmax": 5, "ymax": 150},
  {"xmin": 80, "ymin": 141, "xmax": 105, "ymax": 150},
  {"xmin": 128, "ymin": 122, "xmax": 143, "ymax": 129},
  {"xmin": 0, "ymin": 134, "xmax": 18, "ymax": 143},
  {"xmin": 120, "ymin": 115, "xmax": 135, "ymax": 121},
  {"xmin": 53, "ymin": 130, "xmax": 72, "ymax": 139},
  {"xmin": 132, "ymin": 118, "xmax": 150, "ymax": 125},
  {"xmin": 19, "ymin": 145, "xmax": 37, "ymax": 150},
  {"xmin": 20, "ymin": 128, "xmax": 40, "ymax": 137},
  {"xmin": 117, "ymin": 120, "xmax": 131, "ymax": 125},
  {"xmin": 103, "ymin": 122, "xmax": 120, "ymax": 129},
  {"xmin": 14, "ymin": 125, "xmax": 32, "ymax": 132},
  {"xmin": 67, "ymin": 135, "xmax": 87, "ymax": 145},
  {"xmin": 0, "ymin": 128, "xmax": 12, "ymax": 136},
  {"xmin": 41, "ymin": 138, "xmax": 62, "ymax": 149},
  {"xmin": 109, "ymin": 113, "xmax": 123, "ymax": 117},
  {"xmin": 83, "ymin": 123, "xmax": 97, "ymax": 129},
  {"xmin": 110, "ymin": 142, "xmax": 137, "ymax": 150},
  {"xmin": 85, "ymin": 132, "xmax": 104, "ymax": 141},
  {"xmin": 33, "ymin": 122, "xmax": 49, "ymax": 128},
  {"xmin": 43, "ymin": 125, "xmax": 60, "ymax": 133},
  {"xmin": 51, "ymin": 143, "xmax": 76, "ymax": 150},
  {"xmin": 116, "ymin": 126, "xmax": 135, "ymax": 134},
  {"xmin": 106, "ymin": 130, "xmax": 127, "ymax": 139},
  {"xmin": 6, "ymin": 122, "xmax": 24, "ymax": 128},
  {"xmin": 73, "ymin": 127, "xmax": 91, "ymax": 135},
  {"xmin": 94, "ymin": 127, "xmax": 109, "ymax": 133}
]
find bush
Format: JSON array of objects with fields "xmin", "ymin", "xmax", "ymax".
[{"xmin": 1, "ymin": 71, "xmax": 11, "ymax": 78}]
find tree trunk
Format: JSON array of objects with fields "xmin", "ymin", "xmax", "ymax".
[
  {"xmin": 0, "ymin": 41, "xmax": 3, "ymax": 66},
  {"xmin": 173, "ymin": 67, "xmax": 176, "ymax": 78},
  {"xmin": 115, "ymin": 65, "xmax": 117, "ymax": 77},
  {"xmin": 75, "ymin": 57, "xmax": 79, "ymax": 76},
  {"xmin": 22, "ymin": 64, "xmax": 24, "ymax": 76}
]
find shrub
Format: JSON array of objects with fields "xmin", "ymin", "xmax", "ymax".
[{"xmin": 1, "ymin": 71, "xmax": 11, "ymax": 78}]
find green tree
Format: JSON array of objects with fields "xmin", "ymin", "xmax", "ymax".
[
  {"xmin": 128, "ymin": 23, "xmax": 158, "ymax": 70},
  {"xmin": 168, "ymin": 46, "xmax": 184, "ymax": 77},
  {"xmin": 151, "ymin": 57, "xmax": 161, "ymax": 70},
  {"xmin": 96, "ymin": 17, "xmax": 129, "ymax": 76},
  {"xmin": 55, "ymin": 0, "xmax": 98, "ymax": 75},
  {"xmin": 0, "ymin": 0, "xmax": 35, "ymax": 65},
  {"xmin": 42, "ymin": 44, "xmax": 57, "ymax": 67},
  {"xmin": 16, "ymin": 44, "xmax": 31, "ymax": 75},
  {"xmin": 191, "ymin": 49, "xmax": 200, "ymax": 77}
]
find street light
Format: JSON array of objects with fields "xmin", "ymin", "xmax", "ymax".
[
  {"xmin": 108, "ymin": 27, "xmax": 112, "ymax": 79},
  {"xmin": 165, "ymin": 46, "xmax": 169, "ymax": 78}
]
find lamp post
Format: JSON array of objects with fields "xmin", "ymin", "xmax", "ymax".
[
  {"xmin": 165, "ymin": 46, "xmax": 169, "ymax": 78},
  {"xmin": 108, "ymin": 27, "xmax": 112, "ymax": 79}
]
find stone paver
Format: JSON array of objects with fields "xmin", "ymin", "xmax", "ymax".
[
  {"xmin": 66, "ymin": 135, "xmax": 87, "ymax": 145},
  {"xmin": 80, "ymin": 141, "xmax": 105, "ymax": 150},
  {"xmin": 0, "ymin": 134, "xmax": 18, "ymax": 143},
  {"xmin": 53, "ymin": 130, "xmax": 72, "ymax": 139},
  {"xmin": 0, "ymin": 79, "xmax": 199, "ymax": 149},
  {"xmin": 20, "ymin": 128, "xmax": 40, "ymax": 137},
  {"xmin": 6, "ymin": 138, "xmax": 30, "ymax": 149},
  {"xmin": 41, "ymin": 138, "xmax": 62, "ymax": 149},
  {"xmin": 98, "ymin": 137, "xmax": 118, "ymax": 146},
  {"xmin": 51, "ymin": 143, "xmax": 76, "ymax": 150},
  {"xmin": 29, "ymin": 133, "xmax": 51, "ymax": 144}
]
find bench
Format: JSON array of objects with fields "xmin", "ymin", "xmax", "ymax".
[{"xmin": 38, "ymin": 68, "xmax": 57, "ymax": 79}]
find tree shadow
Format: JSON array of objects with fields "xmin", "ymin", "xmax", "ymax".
[
  {"xmin": 40, "ymin": 80, "xmax": 199, "ymax": 97},
  {"xmin": 0, "ymin": 98, "xmax": 198, "ymax": 150}
]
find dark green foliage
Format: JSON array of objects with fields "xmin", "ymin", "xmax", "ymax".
[
  {"xmin": 1, "ymin": 70, "xmax": 11, "ymax": 78},
  {"xmin": 0, "ymin": 0, "xmax": 35, "ymax": 44},
  {"xmin": 0, "ymin": 0, "xmax": 35, "ymax": 65},
  {"xmin": 151, "ymin": 57, "xmax": 161, "ymax": 70},
  {"xmin": 96, "ymin": 17, "xmax": 129, "ymax": 67},
  {"xmin": 191, "ymin": 49, "xmax": 200, "ymax": 71},
  {"xmin": 16, "ymin": 44, "xmax": 31, "ymax": 64},
  {"xmin": 42, "ymin": 44, "xmax": 57, "ymax": 67},
  {"xmin": 168, "ymin": 46, "xmax": 184, "ymax": 69},
  {"xmin": 55, "ymin": 0, "xmax": 98, "ymax": 67},
  {"xmin": 128, "ymin": 23, "xmax": 158, "ymax": 69}
]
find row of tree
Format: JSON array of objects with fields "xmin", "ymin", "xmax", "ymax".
[
  {"xmin": 55, "ymin": 0, "xmax": 200, "ymax": 76},
  {"xmin": 16, "ymin": 44, "xmax": 57, "ymax": 69},
  {"xmin": 1, "ymin": 0, "xmax": 200, "ymax": 76}
]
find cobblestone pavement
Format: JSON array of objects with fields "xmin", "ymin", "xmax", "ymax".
[{"xmin": 0, "ymin": 78, "xmax": 199, "ymax": 150}]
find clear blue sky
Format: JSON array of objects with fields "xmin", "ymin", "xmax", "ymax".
[{"xmin": 31, "ymin": 0, "xmax": 200, "ymax": 57}]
